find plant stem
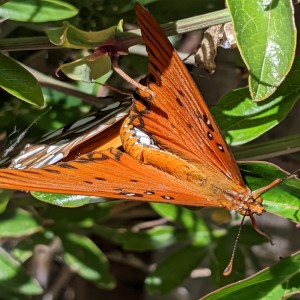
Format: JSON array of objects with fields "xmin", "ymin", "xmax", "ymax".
[
  {"xmin": 0, "ymin": 8, "xmax": 231, "ymax": 51},
  {"xmin": 233, "ymin": 134, "xmax": 300, "ymax": 160}
]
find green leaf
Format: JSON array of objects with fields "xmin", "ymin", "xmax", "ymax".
[
  {"xmin": 202, "ymin": 251, "xmax": 300, "ymax": 300},
  {"xmin": 47, "ymin": 21, "xmax": 123, "ymax": 49},
  {"xmin": 146, "ymin": 245, "xmax": 207, "ymax": 295},
  {"xmin": 12, "ymin": 232, "xmax": 53, "ymax": 263},
  {"xmin": 0, "ymin": 54, "xmax": 44, "ymax": 106},
  {"xmin": 213, "ymin": 56, "xmax": 300, "ymax": 145},
  {"xmin": 0, "ymin": 209, "xmax": 41, "ymax": 238},
  {"xmin": 240, "ymin": 162, "xmax": 300, "ymax": 222},
  {"xmin": 0, "ymin": 248, "xmax": 42, "ymax": 295},
  {"xmin": 58, "ymin": 54, "xmax": 112, "ymax": 82},
  {"xmin": 93, "ymin": 225, "xmax": 179, "ymax": 251},
  {"xmin": 150, "ymin": 203, "xmax": 210, "ymax": 246},
  {"xmin": 226, "ymin": 0, "xmax": 296, "ymax": 100},
  {"xmin": 32, "ymin": 192, "xmax": 112, "ymax": 207},
  {"xmin": 42, "ymin": 204, "xmax": 113, "ymax": 228},
  {"xmin": 58, "ymin": 232, "xmax": 115, "ymax": 289},
  {"xmin": 0, "ymin": 190, "xmax": 12, "ymax": 214},
  {"xmin": 0, "ymin": 0, "xmax": 78, "ymax": 22}
]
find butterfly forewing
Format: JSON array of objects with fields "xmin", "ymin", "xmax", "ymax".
[
  {"xmin": 134, "ymin": 6, "xmax": 243, "ymax": 184},
  {"xmin": 0, "ymin": 148, "xmax": 224, "ymax": 207},
  {"xmin": 10, "ymin": 99, "xmax": 131, "ymax": 169}
]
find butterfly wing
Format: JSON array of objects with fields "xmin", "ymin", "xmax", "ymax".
[
  {"xmin": 10, "ymin": 99, "xmax": 131, "ymax": 169},
  {"xmin": 0, "ymin": 147, "xmax": 223, "ymax": 207},
  {"xmin": 133, "ymin": 4, "xmax": 243, "ymax": 184}
]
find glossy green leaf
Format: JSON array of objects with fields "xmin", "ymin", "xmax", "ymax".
[
  {"xmin": 31, "ymin": 192, "xmax": 112, "ymax": 207},
  {"xmin": 213, "ymin": 56, "xmax": 300, "ymax": 145},
  {"xmin": 0, "ymin": 54, "xmax": 44, "ymax": 106},
  {"xmin": 0, "ymin": 209, "xmax": 41, "ymax": 238},
  {"xmin": 0, "ymin": 248, "xmax": 42, "ymax": 295},
  {"xmin": 58, "ymin": 54, "xmax": 112, "ymax": 82},
  {"xmin": 226, "ymin": 0, "xmax": 296, "ymax": 100},
  {"xmin": 240, "ymin": 162, "xmax": 300, "ymax": 222},
  {"xmin": 58, "ymin": 232, "xmax": 115, "ymax": 289},
  {"xmin": 0, "ymin": 0, "xmax": 78, "ymax": 22},
  {"xmin": 48, "ymin": 21, "xmax": 123, "ymax": 81},
  {"xmin": 47, "ymin": 21, "xmax": 123, "ymax": 49},
  {"xmin": 146, "ymin": 245, "xmax": 207, "ymax": 295},
  {"xmin": 203, "ymin": 251, "xmax": 300, "ymax": 300}
]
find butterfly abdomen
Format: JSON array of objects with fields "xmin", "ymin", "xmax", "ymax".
[{"xmin": 120, "ymin": 116, "xmax": 207, "ymax": 184}]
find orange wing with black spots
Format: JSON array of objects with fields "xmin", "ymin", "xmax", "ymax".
[
  {"xmin": 133, "ymin": 5, "xmax": 243, "ymax": 184},
  {"xmin": 0, "ymin": 148, "xmax": 222, "ymax": 207}
]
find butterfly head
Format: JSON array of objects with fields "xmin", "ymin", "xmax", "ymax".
[
  {"xmin": 222, "ymin": 187, "xmax": 265, "ymax": 216},
  {"xmin": 240, "ymin": 193, "xmax": 264, "ymax": 216}
]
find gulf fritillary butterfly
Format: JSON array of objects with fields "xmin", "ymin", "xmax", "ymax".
[{"xmin": 0, "ymin": 4, "xmax": 288, "ymax": 260}]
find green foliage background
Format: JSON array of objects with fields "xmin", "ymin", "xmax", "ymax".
[{"xmin": 0, "ymin": 0, "xmax": 299, "ymax": 299}]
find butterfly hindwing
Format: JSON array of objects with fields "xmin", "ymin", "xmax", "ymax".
[{"xmin": 10, "ymin": 99, "xmax": 131, "ymax": 169}]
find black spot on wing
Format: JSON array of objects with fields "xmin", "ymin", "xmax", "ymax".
[
  {"xmin": 203, "ymin": 114, "xmax": 214, "ymax": 132},
  {"xmin": 95, "ymin": 177, "xmax": 107, "ymax": 181},
  {"xmin": 43, "ymin": 169, "xmax": 61, "ymax": 174},
  {"xmin": 108, "ymin": 148, "xmax": 122, "ymax": 161},
  {"xmin": 176, "ymin": 97, "xmax": 184, "ymax": 106},
  {"xmin": 84, "ymin": 181, "xmax": 93, "ymax": 184},
  {"xmin": 207, "ymin": 132, "xmax": 213, "ymax": 140},
  {"xmin": 195, "ymin": 111, "xmax": 202, "ymax": 119},
  {"xmin": 177, "ymin": 90, "xmax": 184, "ymax": 97},
  {"xmin": 217, "ymin": 143, "xmax": 224, "ymax": 152},
  {"xmin": 59, "ymin": 163, "xmax": 78, "ymax": 169}
]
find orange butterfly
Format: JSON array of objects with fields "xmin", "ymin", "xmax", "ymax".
[{"xmin": 0, "ymin": 6, "xmax": 285, "ymax": 224}]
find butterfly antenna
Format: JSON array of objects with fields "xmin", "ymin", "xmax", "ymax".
[
  {"xmin": 252, "ymin": 169, "xmax": 299, "ymax": 199},
  {"xmin": 223, "ymin": 214, "xmax": 246, "ymax": 276}
]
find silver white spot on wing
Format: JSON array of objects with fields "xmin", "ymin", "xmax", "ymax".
[
  {"xmin": 69, "ymin": 116, "xmax": 97, "ymax": 130},
  {"xmin": 100, "ymin": 101, "xmax": 121, "ymax": 111},
  {"xmin": 48, "ymin": 153, "xmax": 64, "ymax": 165},
  {"xmin": 13, "ymin": 145, "xmax": 46, "ymax": 161}
]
